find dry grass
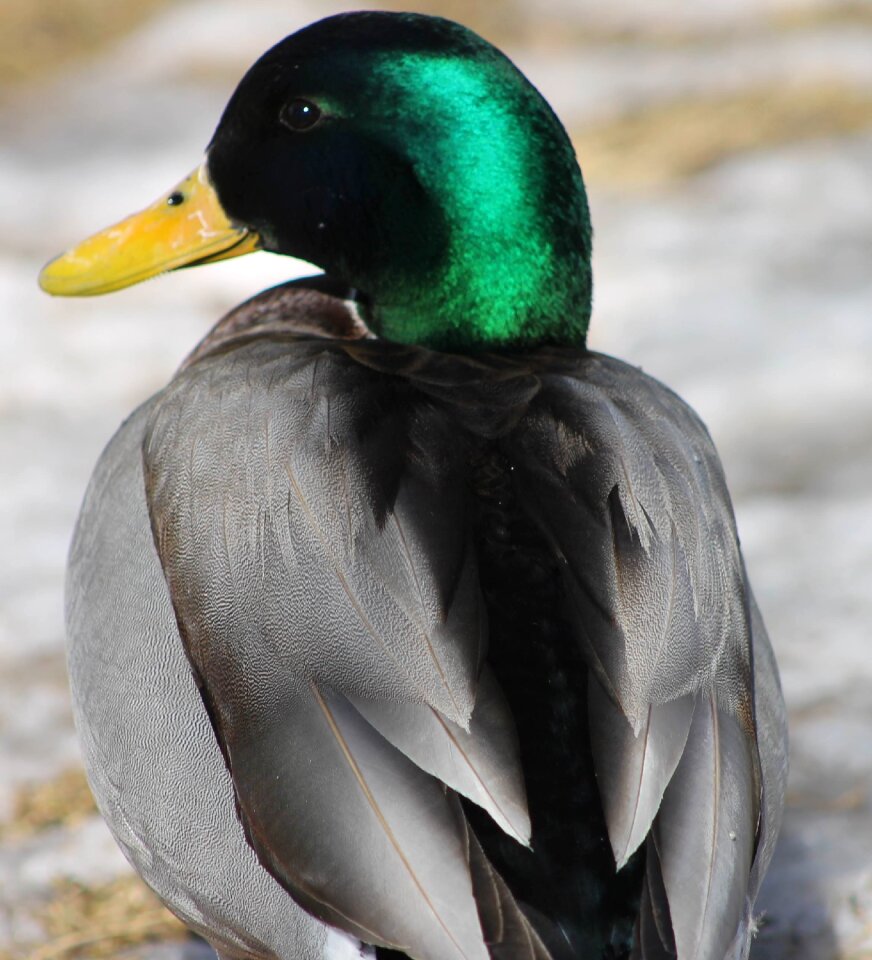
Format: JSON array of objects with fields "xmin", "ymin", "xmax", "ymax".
[
  {"xmin": 0, "ymin": 876, "xmax": 189, "ymax": 960},
  {"xmin": 372, "ymin": 0, "xmax": 698, "ymax": 49},
  {"xmin": 376, "ymin": 0, "xmax": 872, "ymax": 50},
  {"xmin": 773, "ymin": 0, "xmax": 872, "ymax": 31},
  {"xmin": 4, "ymin": 0, "xmax": 872, "ymax": 91},
  {"xmin": 0, "ymin": 0, "xmax": 172, "ymax": 88},
  {"xmin": 0, "ymin": 768, "xmax": 96, "ymax": 841},
  {"xmin": 375, "ymin": 0, "xmax": 538, "ymax": 48},
  {"xmin": 0, "ymin": 769, "xmax": 190, "ymax": 960},
  {"xmin": 573, "ymin": 80, "xmax": 872, "ymax": 189}
]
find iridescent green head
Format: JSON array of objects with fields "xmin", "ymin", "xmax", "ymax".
[
  {"xmin": 208, "ymin": 12, "xmax": 592, "ymax": 350},
  {"xmin": 40, "ymin": 13, "xmax": 592, "ymax": 351}
]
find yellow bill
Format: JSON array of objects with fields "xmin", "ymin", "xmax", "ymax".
[{"xmin": 38, "ymin": 164, "xmax": 261, "ymax": 296}]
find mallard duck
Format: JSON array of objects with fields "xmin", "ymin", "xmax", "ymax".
[{"xmin": 39, "ymin": 12, "xmax": 787, "ymax": 960}]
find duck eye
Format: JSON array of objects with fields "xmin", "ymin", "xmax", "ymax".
[{"xmin": 281, "ymin": 98, "xmax": 322, "ymax": 132}]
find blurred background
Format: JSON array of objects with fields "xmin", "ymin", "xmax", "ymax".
[{"xmin": 1, "ymin": 0, "xmax": 871, "ymax": 957}]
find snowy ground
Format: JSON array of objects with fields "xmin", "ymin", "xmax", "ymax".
[{"xmin": 1, "ymin": 1, "xmax": 871, "ymax": 958}]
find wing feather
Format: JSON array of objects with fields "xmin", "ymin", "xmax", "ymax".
[
  {"xmin": 142, "ymin": 334, "xmax": 529, "ymax": 958},
  {"xmin": 143, "ymin": 338, "xmax": 481, "ymax": 722},
  {"xmin": 225, "ymin": 680, "xmax": 488, "ymax": 960},
  {"xmin": 504, "ymin": 352, "xmax": 785, "ymax": 958},
  {"xmin": 588, "ymin": 679, "xmax": 694, "ymax": 868},
  {"xmin": 139, "ymin": 325, "xmax": 785, "ymax": 960},
  {"xmin": 653, "ymin": 697, "xmax": 755, "ymax": 960},
  {"xmin": 349, "ymin": 667, "xmax": 530, "ymax": 845},
  {"xmin": 630, "ymin": 840, "xmax": 676, "ymax": 959},
  {"xmin": 465, "ymin": 830, "xmax": 554, "ymax": 960}
]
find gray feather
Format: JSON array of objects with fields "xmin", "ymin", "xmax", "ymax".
[
  {"xmin": 141, "ymin": 335, "xmax": 511, "ymax": 958},
  {"xmin": 588, "ymin": 679, "xmax": 694, "ymax": 868},
  {"xmin": 502, "ymin": 353, "xmax": 783, "ymax": 958},
  {"xmin": 227, "ymin": 681, "xmax": 488, "ymax": 960},
  {"xmin": 653, "ymin": 697, "xmax": 756, "ymax": 960},
  {"xmin": 630, "ymin": 840, "xmax": 676, "ymax": 959},
  {"xmin": 505, "ymin": 356, "xmax": 753, "ymax": 731},
  {"xmin": 463, "ymin": 824, "xmax": 554, "ymax": 960},
  {"xmin": 746, "ymin": 589, "xmax": 789, "ymax": 902},
  {"xmin": 727, "ymin": 589, "xmax": 789, "ymax": 960},
  {"xmin": 65, "ymin": 401, "xmax": 327, "ymax": 960},
  {"xmin": 90, "ymin": 305, "xmax": 785, "ymax": 960},
  {"xmin": 143, "ymin": 337, "xmax": 482, "ymax": 727},
  {"xmin": 348, "ymin": 666, "xmax": 531, "ymax": 845}
]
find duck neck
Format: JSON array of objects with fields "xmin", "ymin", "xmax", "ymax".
[
  {"xmin": 371, "ymin": 208, "xmax": 592, "ymax": 352},
  {"xmin": 363, "ymin": 52, "xmax": 593, "ymax": 352}
]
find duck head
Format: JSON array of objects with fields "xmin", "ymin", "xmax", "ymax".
[{"xmin": 40, "ymin": 12, "xmax": 592, "ymax": 350}]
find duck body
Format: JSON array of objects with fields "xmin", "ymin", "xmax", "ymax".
[
  {"xmin": 67, "ymin": 387, "xmax": 327, "ymax": 960},
  {"xmin": 46, "ymin": 12, "xmax": 787, "ymax": 960},
  {"xmin": 67, "ymin": 280, "xmax": 786, "ymax": 960}
]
